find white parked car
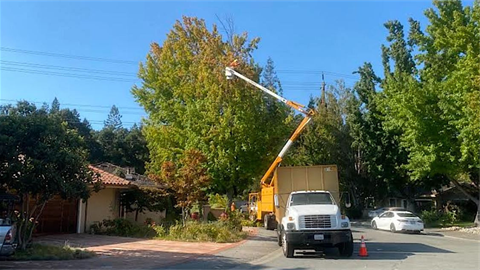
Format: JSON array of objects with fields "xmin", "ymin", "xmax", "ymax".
[
  {"xmin": 371, "ymin": 211, "xmax": 424, "ymax": 233},
  {"xmin": 368, "ymin": 207, "xmax": 407, "ymax": 218}
]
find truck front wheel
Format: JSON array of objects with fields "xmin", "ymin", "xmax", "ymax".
[
  {"xmin": 281, "ymin": 232, "xmax": 294, "ymax": 258},
  {"xmin": 338, "ymin": 238, "xmax": 354, "ymax": 257}
]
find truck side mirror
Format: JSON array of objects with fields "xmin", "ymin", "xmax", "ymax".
[{"xmin": 274, "ymin": 194, "xmax": 279, "ymax": 208}]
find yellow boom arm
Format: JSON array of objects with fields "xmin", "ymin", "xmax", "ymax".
[{"xmin": 225, "ymin": 65, "xmax": 315, "ymax": 186}]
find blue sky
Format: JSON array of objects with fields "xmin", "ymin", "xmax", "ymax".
[{"xmin": 0, "ymin": 0, "xmax": 470, "ymax": 129}]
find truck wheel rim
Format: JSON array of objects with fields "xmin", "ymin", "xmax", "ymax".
[{"xmin": 282, "ymin": 233, "xmax": 287, "ymax": 253}]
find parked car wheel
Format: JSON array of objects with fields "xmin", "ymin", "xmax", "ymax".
[
  {"xmin": 372, "ymin": 221, "xmax": 377, "ymax": 230},
  {"xmin": 390, "ymin": 223, "xmax": 396, "ymax": 233}
]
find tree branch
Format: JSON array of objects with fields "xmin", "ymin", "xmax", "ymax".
[{"xmin": 450, "ymin": 178, "xmax": 479, "ymax": 205}]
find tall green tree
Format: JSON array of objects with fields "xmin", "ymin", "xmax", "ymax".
[
  {"xmin": 50, "ymin": 97, "xmax": 60, "ymax": 114},
  {"xmin": 348, "ymin": 63, "xmax": 410, "ymax": 206},
  {"xmin": 132, "ymin": 16, "xmax": 290, "ymax": 200},
  {"xmin": 0, "ymin": 101, "xmax": 98, "ymax": 249},
  {"xmin": 381, "ymin": 0, "xmax": 480, "ymax": 224},
  {"xmin": 104, "ymin": 105, "xmax": 123, "ymax": 129}
]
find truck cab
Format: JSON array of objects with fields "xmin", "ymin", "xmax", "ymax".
[{"xmin": 278, "ymin": 190, "xmax": 353, "ymax": 258}]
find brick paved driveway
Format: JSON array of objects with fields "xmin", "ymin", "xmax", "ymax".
[{"xmin": 2, "ymin": 232, "xmax": 254, "ymax": 269}]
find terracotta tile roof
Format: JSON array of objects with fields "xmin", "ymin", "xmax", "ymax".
[{"xmin": 89, "ymin": 165, "xmax": 131, "ymax": 186}]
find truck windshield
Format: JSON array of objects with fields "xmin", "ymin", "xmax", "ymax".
[{"xmin": 291, "ymin": 193, "xmax": 333, "ymax": 206}]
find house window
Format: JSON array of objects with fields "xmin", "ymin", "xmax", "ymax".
[{"xmin": 389, "ymin": 198, "xmax": 396, "ymax": 207}]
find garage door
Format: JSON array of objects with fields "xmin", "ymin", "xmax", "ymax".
[{"xmin": 35, "ymin": 196, "xmax": 78, "ymax": 234}]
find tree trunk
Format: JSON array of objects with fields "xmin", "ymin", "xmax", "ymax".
[
  {"xmin": 450, "ymin": 178, "xmax": 480, "ymax": 227},
  {"xmin": 135, "ymin": 209, "xmax": 139, "ymax": 222}
]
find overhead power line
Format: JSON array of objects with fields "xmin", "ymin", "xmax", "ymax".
[
  {"xmin": 1, "ymin": 67, "xmax": 135, "ymax": 83},
  {"xmin": 1, "ymin": 47, "xmax": 139, "ymax": 65},
  {"xmin": 1, "ymin": 60, "xmax": 137, "ymax": 77}
]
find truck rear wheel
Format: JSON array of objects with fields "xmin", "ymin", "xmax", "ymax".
[
  {"xmin": 282, "ymin": 231, "xmax": 294, "ymax": 258},
  {"xmin": 264, "ymin": 214, "xmax": 276, "ymax": 230}
]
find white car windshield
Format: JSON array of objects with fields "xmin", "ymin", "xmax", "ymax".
[{"xmin": 291, "ymin": 193, "xmax": 333, "ymax": 206}]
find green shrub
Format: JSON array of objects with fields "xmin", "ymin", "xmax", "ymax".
[
  {"xmin": 208, "ymin": 193, "xmax": 228, "ymax": 209},
  {"xmin": 162, "ymin": 221, "xmax": 247, "ymax": 243},
  {"xmin": 421, "ymin": 210, "xmax": 440, "ymax": 225},
  {"xmin": 221, "ymin": 210, "xmax": 243, "ymax": 231},
  {"xmin": 421, "ymin": 210, "xmax": 458, "ymax": 227}
]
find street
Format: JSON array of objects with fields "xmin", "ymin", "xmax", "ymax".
[{"xmin": 171, "ymin": 226, "xmax": 480, "ymax": 270}]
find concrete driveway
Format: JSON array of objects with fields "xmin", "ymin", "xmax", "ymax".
[{"xmin": 3, "ymin": 231, "xmax": 255, "ymax": 269}]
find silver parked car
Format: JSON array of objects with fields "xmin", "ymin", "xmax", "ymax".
[{"xmin": 0, "ymin": 194, "xmax": 18, "ymax": 256}]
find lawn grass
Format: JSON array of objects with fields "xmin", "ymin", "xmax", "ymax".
[{"xmin": 5, "ymin": 244, "xmax": 95, "ymax": 261}]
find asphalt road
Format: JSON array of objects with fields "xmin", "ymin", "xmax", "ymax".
[{"xmin": 170, "ymin": 226, "xmax": 480, "ymax": 270}]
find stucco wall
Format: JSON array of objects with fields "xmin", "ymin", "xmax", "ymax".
[{"xmin": 83, "ymin": 188, "xmax": 120, "ymax": 232}]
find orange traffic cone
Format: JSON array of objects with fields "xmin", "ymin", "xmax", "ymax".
[{"xmin": 358, "ymin": 235, "xmax": 368, "ymax": 257}]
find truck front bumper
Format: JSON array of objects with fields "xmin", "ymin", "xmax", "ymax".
[{"xmin": 285, "ymin": 229, "xmax": 352, "ymax": 248}]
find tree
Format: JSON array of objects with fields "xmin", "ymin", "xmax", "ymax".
[
  {"xmin": 104, "ymin": 105, "xmax": 122, "ymax": 129},
  {"xmin": 380, "ymin": 0, "xmax": 480, "ymax": 224},
  {"xmin": 50, "ymin": 97, "xmax": 60, "ymax": 114},
  {"xmin": 158, "ymin": 149, "xmax": 211, "ymax": 225},
  {"xmin": 348, "ymin": 63, "xmax": 410, "ymax": 207},
  {"xmin": 0, "ymin": 101, "xmax": 99, "ymax": 249},
  {"xmin": 121, "ymin": 187, "xmax": 168, "ymax": 222},
  {"xmin": 132, "ymin": 16, "xmax": 290, "ymax": 201},
  {"xmin": 285, "ymin": 80, "xmax": 361, "ymax": 206}
]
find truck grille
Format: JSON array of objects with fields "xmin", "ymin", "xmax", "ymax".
[{"xmin": 300, "ymin": 215, "xmax": 334, "ymax": 229}]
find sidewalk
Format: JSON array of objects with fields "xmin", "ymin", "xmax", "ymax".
[{"xmin": 424, "ymin": 228, "xmax": 480, "ymax": 242}]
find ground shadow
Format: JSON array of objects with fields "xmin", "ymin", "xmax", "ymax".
[{"xmin": 292, "ymin": 241, "xmax": 454, "ymax": 261}]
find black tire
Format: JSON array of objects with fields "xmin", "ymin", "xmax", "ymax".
[
  {"xmin": 282, "ymin": 231, "xmax": 294, "ymax": 258},
  {"xmin": 277, "ymin": 232, "xmax": 283, "ymax": 246},
  {"xmin": 338, "ymin": 234, "xmax": 354, "ymax": 257},
  {"xmin": 390, "ymin": 223, "xmax": 396, "ymax": 233},
  {"xmin": 264, "ymin": 214, "xmax": 276, "ymax": 231},
  {"xmin": 372, "ymin": 221, "xmax": 377, "ymax": 230}
]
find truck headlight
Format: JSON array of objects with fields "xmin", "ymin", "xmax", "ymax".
[
  {"xmin": 287, "ymin": 222, "xmax": 296, "ymax": 230},
  {"xmin": 341, "ymin": 222, "xmax": 349, "ymax": 228}
]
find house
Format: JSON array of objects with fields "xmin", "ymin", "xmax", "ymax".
[
  {"xmin": 415, "ymin": 183, "xmax": 478, "ymax": 215},
  {"xmin": 35, "ymin": 165, "xmax": 132, "ymax": 234},
  {"xmin": 91, "ymin": 162, "xmax": 166, "ymax": 225}
]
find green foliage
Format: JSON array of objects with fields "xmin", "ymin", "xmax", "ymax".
[
  {"xmin": 89, "ymin": 218, "xmax": 158, "ymax": 238},
  {"xmin": 220, "ymin": 210, "xmax": 243, "ymax": 232},
  {"xmin": 208, "ymin": 193, "xmax": 229, "ymax": 209},
  {"xmin": 381, "ymin": 0, "xmax": 479, "ymax": 182},
  {"xmin": 159, "ymin": 149, "xmax": 211, "ymax": 225},
  {"xmin": 121, "ymin": 187, "xmax": 168, "ymax": 221},
  {"xmin": 104, "ymin": 105, "xmax": 122, "ymax": 129},
  {"xmin": 165, "ymin": 221, "xmax": 247, "ymax": 243},
  {"xmin": 132, "ymin": 16, "xmax": 292, "ymax": 199},
  {"xmin": 8, "ymin": 244, "xmax": 95, "ymax": 261},
  {"xmin": 421, "ymin": 210, "xmax": 458, "ymax": 227},
  {"xmin": 0, "ymin": 101, "xmax": 99, "ymax": 250}
]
